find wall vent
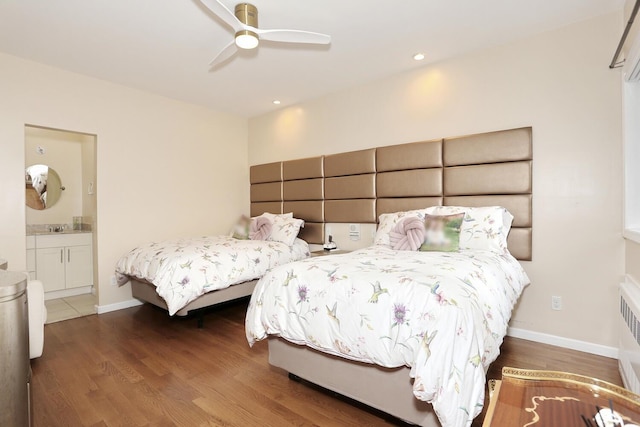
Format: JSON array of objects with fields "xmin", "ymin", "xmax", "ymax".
[
  {"xmin": 619, "ymin": 278, "xmax": 640, "ymax": 395},
  {"xmin": 621, "ymin": 295, "xmax": 640, "ymax": 347}
]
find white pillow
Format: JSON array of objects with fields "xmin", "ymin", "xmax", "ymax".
[
  {"xmin": 259, "ymin": 212, "xmax": 293, "ymax": 221},
  {"xmin": 267, "ymin": 215, "xmax": 305, "ymax": 246},
  {"xmin": 374, "ymin": 208, "xmax": 432, "ymax": 248},
  {"xmin": 426, "ymin": 206, "xmax": 513, "ymax": 253}
]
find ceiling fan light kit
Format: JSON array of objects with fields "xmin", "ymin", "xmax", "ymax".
[
  {"xmin": 200, "ymin": 0, "xmax": 331, "ymax": 68},
  {"xmin": 235, "ymin": 29, "xmax": 259, "ymax": 49}
]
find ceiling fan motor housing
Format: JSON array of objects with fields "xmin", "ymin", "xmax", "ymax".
[
  {"xmin": 234, "ymin": 3, "xmax": 258, "ymax": 27},
  {"xmin": 234, "ymin": 3, "xmax": 259, "ymax": 48}
]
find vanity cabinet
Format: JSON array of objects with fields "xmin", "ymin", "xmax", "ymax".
[{"xmin": 35, "ymin": 233, "xmax": 93, "ymax": 293}]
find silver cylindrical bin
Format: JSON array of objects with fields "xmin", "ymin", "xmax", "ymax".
[{"xmin": 0, "ymin": 271, "xmax": 30, "ymax": 427}]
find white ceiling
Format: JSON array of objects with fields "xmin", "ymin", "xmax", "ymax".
[{"xmin": 0, "ymin": 0, "xmax": 623, "ymax": 118}]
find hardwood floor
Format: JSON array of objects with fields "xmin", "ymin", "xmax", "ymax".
[{"xmin": 31, "ymin": 299, "xmax": 622, "ymax": 427}]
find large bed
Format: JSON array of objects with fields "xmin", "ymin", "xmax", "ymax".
[
  {"xmin": 245, "ymin": 127, "xmax": 533, "ymax": 426},
  {"xmin": 246, "ymin": 212, "xmax": 529, "ymax": 426}
]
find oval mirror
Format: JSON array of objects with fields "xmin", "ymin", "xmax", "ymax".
[{"xmin": 25, "ymin": 165, "xmax": 64, "ymax": 210}]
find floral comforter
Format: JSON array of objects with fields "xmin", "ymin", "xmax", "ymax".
[
  {"xmin": 115, "ymin": 236, "xmax": 309, "ymax": 315},
  {"xmin": 245, "ymin": 246, "xmax": 529, "ymax": 427}
]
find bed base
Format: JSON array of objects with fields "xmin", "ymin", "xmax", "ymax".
[
  {"xmin": 268, "ymin": 338, "xmax": 441, "ymax": 427},
  {"xmin": 130, "ymin": 278, "xmax": 257, "ymax": 327}
]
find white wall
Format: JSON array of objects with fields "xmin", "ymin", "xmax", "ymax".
[
  {"xmin": 80, "ymin": 134, "xmax": 97, "ymax": 227},
  {"xmin": 627, "ymin": 241, "xmax": 640, "ymax": 281},
  {"xmin": 249, "ymin": 13, "xmax": 624, "ymax": 348},
  {"xmin": 0, "ymin": 52, "xmax": 248, "ymax": 307}
]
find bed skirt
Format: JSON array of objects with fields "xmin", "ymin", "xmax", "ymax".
[
  {"xmin": 268, "ymin": 338, "xmax": 441, "ymax": 427},
  {"xmin": 130, "ymin": 278, "xmax": 257, "ymax": 317}
]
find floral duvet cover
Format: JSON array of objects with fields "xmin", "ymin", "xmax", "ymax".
[
  {"xmin": 115, "ymin": 236, "xmax": 309, "ymax": 315},
  {"xmin": 245, "ymin": 246, "xmax": 529, "ymax": 427}
]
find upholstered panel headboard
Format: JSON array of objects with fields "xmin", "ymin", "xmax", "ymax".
[
  {"xmin": 376, "ymin": 140, "xmax": 444, "ymax": 217},
  {"xmin": 282, "ymin": 157, "xmax": 325, "ymax": 244},
  {"xmin": 250, "ymin": 162, "xmax": 283, "ymax": 216},
  {"xmin": 443, "ymin": 127, "xmax": 532, "ymax": 260},
  {"xmin": 249, "ymin": 158, "xmax": 327, "ymax": 244},
  {"xmin": 324, "ymin": 149, "xmax": 377, "ymax": 223},
  {"xmin": 249, "ymin": 127, "xmax": 533, "ymax": 260}
]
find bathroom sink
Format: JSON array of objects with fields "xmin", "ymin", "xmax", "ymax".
[
  {"xmin": 26, "ymin": 226, "xmax": 89, "ymax": 236},
  {"xmin": 31, "ymin": 230, "xmax": 87, "ymax": 235}
]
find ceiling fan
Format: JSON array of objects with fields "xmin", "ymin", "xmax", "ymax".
[{"xmin": 200, "ymin": 0, "xmax": 331, "ymax": 68}]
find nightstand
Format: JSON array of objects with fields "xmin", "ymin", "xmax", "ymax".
[{"xmin": 310, "ymin": 250, "xmax": 351, "ymax": 257}]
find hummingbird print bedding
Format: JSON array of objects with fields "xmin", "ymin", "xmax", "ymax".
[
  {"xmin": 115, "ymin": 236, "xmax": 310, "ymax": 315},
  {"xmin": 245, "ymin": 246, "xmax": 529, "ymax": 427}
]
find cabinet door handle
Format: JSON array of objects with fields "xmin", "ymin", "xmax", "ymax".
[
  {"xmin": 67, "ymin": 249, "xmax": 70, "ymax": 263},
  {"xmin": 60, "ymin": 249, "xmax": 63, "ymax": 263}
]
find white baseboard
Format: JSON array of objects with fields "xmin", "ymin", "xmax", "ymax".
[
  {"xmin": 507, "ymin": 327, "xmax": 618, "ymax": 359},
  {"xmin": 96, "ymin": 298, "xmax": 143, "ymax": 314}
]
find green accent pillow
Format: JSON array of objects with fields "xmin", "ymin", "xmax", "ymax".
[
  {"xmin": 231, "ymin": 215, "xmax": 251, "ymax": 240},
  {"xmin": 419, "ymin": 213, "xmax": 465, "ymax": 252}
]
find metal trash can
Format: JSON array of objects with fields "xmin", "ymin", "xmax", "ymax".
[{"xmin": 0, "ymin": 270, "xmax": 31, "ymax": 427}]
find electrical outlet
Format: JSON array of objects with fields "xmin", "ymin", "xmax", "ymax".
[
  {"xmin": 348, "ymin": 223, "xmax": 361, "ymax": 241},
  {"xmin": 551, "ymin": 296, "xmax": 562, "ymax": 311},
  {"xmin": 110, "ymin": 275, "xmax": 117, "ymax": 286}
]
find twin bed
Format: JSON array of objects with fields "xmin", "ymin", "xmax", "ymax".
[
  {"xmin": 116, "ymin": 222, "xmax": 310, "ymax": 325},
  {"xmin": 115, "ymin": 127, "xmax": 533, "ymax": 427}
]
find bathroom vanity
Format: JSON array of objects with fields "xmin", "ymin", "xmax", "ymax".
[{"xmin": 27, "ymin": 232, "xmax": 93, "ymax": 299}]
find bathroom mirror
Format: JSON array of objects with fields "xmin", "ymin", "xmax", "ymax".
[{"xmin": 25, "ymin": 164, "xmax": 64, "ymax": 210}]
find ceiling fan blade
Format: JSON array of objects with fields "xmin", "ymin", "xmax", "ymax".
[
  {"xmin": 199, "ymin": 0, "xmax": 245, "ymax": 32},
  {"xmin": 256, "ymin": 29, "xmax": 331, "ymax": 45},
  {"xmin": 209, "ymin": 40, "xmax": 238, "ymax": 68}
]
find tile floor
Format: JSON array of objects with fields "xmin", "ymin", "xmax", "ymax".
[{"xmin": 45, "ymin": 293, "xmax": 97, "ymax": 324}]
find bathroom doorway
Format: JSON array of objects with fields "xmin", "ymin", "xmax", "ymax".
[{"xmin": 24, "ymin": 125, "xmax": 98, "ymax": 323}]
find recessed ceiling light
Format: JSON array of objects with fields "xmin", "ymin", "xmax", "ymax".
[
  {"xmin": 413, "ymin": 53, "xmax": 425, "ymax": 61},
  {"xmin": 272, "ymin": 100, "xmax": 281, "ymax": 105}
]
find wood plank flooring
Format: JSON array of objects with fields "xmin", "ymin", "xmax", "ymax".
[{"xmin": 31, "ymin": 299, "xmax": 622, "ymax": 426}]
